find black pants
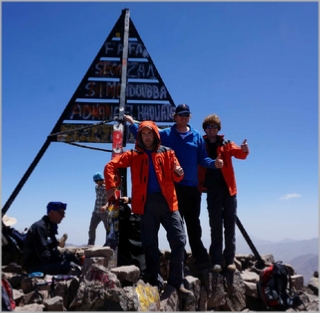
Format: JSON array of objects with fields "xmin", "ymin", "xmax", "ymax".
[
  {"xmin": 206, "ymin": 186, "xmax": 237, "ymax": 266},
  {"xmin": 140, "ymin": 193, "xmax": 186, "ymax": 289},
  {"xmin": 175, "ymin": 184, "xmax": 210, "ymax": 264},
  {"xmin": 27, "ymin": 253, "xmax": 81, "ymax": 275}
]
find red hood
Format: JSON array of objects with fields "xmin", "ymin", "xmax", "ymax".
[{"xmin": 136, "ymin": 121, "xmax": 161, "ymax": 150}]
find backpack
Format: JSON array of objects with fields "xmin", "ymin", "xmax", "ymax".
[
  {"xmin": 118, "ymin": 203, "xmax": 146, "ymax": 274},
  {"xmin": 257, "ymin": 261, "xmax": 302, "ymax": 310},
  {"xmin": 2, "ymin": 224, "xmax": 27, "ymax": 266}
]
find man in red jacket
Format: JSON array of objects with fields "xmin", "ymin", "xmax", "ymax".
[
  {"xmin": 104, "ymin": 120, "xmax": 193, "ymax": 296},
  {"xmin": 198, "ymin": 114, "xmax": 249, "ymax": 273}
]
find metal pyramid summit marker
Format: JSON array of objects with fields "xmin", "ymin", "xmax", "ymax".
[
  {"xmin": 57, "ymin": 8, "xmax": 175, "ymax": 134},
  {"xmin": 2, "ymin": 8, "xmax": 176, "ymax": 214}
]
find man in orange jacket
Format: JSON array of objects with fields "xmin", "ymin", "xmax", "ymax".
[
  {"xmin": 104, "ymin": 120, "xmax": 193, "ymax": 296},
  {"xmin": 198, "ymin": 114, "xmax": 249, "ymax": 273}
]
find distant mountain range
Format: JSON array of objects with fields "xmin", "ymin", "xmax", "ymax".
[{"xmin": 236, "ymin": 236, "xmax": 318, "ymax": 283}]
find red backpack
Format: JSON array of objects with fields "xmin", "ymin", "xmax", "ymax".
[{"xmin": 257, "ymin": 261, "xmax": 302, "ymax": 310}]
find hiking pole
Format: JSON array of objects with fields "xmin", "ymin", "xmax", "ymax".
[{"xmin": 236, "ymin": 216, "xmax": 265, "ymax": 269}]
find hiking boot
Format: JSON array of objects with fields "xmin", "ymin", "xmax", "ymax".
[
  {"xmin": 157, "ymin": 280, "xmax": 164, "ymax": 294},
  {"xmin": 178, "ymin": 284, "xmax": 194, "ymax": 296},
  {"xmin": 212, "ymin": 264, "xmax": 222, "ymax": 273},
  {"xmin": 58, "ymin": 233, "xmax": 68, "ymax": 248},
  {"xmin": 68, "ymin": 262, "xmax": 82, "ymax": 275},
  {"xmin": 226, "ymin": 263, "xmax": 236, "ymax": 272}
]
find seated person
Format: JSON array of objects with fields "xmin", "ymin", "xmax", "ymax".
[{"xmin": 23, "ymin": 202, "xmax": 81, "ymax": 275}]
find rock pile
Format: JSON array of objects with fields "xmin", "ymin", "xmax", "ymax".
[{"xmin": 2, "ymin": 246, "xmax": 318, "ymax": 311}]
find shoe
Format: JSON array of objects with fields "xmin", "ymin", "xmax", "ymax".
[
  {"xmin": 178, "ymin": 284, "xmax": 194, "ymax": 296},
  {"xmin": 58, "ymin": 233, "xmax": 68, "ymax": 248},
  {"xmin": 226, "ymin": 263, "xmax": 236, "ymax": 272},
  {"xmin": 68, "ymin": 262, "xmax": 82, "ymax": 275},
  {"xmin": 157, "ymin": 280, "xmax": 164, "ymax": 294},
  {"xmin": 212, "ymin": 264, "xmax": 222, "ymax": 273}
]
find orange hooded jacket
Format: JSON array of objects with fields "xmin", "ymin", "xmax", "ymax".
[
  {"xmin": 198, "ymin": 134, "xmax": 249, "ymax": 196},
  {"xmin": 104, "ymin": 121, "xmax": 183, "ymax": 215}
]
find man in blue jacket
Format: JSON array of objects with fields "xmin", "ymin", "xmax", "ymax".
[{"xmin": 124, "ymin": 104, "xmax": 223, "ymax": 270}]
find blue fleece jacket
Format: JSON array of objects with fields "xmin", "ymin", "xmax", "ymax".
[{"xmin": 129, "ymin": 123, "xmax": 217, "ymax": 186}]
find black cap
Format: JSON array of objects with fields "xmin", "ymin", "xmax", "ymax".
[
  {"xmin": 47, "ymin": 202, "xmax": 67, "ymax": 214},
  {"xmin": 175, "ymin": 104, "xmax": 191, "ymax": 115}
]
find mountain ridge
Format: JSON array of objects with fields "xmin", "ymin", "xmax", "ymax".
[{"xmin": 235, "ymin": 236, "xmax": 318, "ymax": 283}]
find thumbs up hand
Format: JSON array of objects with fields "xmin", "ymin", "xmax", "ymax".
[
  {"xmin": 174, "ymin": 160, "xmax": 184, "ymax": 177},
  {"xmin": 241, "ymin": 139, "xmax": 249, "ymax": 153},
  {"xmin": 215, "ymin": 153, "xmax": 224, "ymax": 169}
]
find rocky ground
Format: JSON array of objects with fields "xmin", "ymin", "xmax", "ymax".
[{"xmin": 2, "ymin": 246, "xmax": 318, "ymax": 311}]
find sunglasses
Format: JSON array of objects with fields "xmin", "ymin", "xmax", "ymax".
[
  {"xmin": 206, "ymin": 125, "xmax": 219, "ymax": 130},
  {"xmin": 56, "ymin": 210, "xmax": 65, "ymax": 216},
  {"xmin": 177, "ymin": 113, "xmax": 190, "ymax": 117}
]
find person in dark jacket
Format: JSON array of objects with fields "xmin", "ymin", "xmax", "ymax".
[
  {"xmin": 23, "ymin": 202, "xmax": 81, "ymax": 275},
  {"xmin": 198, "ymin": 114, "xmax": 249, "ymax": 273},
  {"xmin": 104, "ymin": 120, "xmax": 193, "ymax": 296}
]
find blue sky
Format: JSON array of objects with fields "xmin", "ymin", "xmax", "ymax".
[{"xmin": 2, "ymin": 2, "xmax": 318, "ymax": 250}]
